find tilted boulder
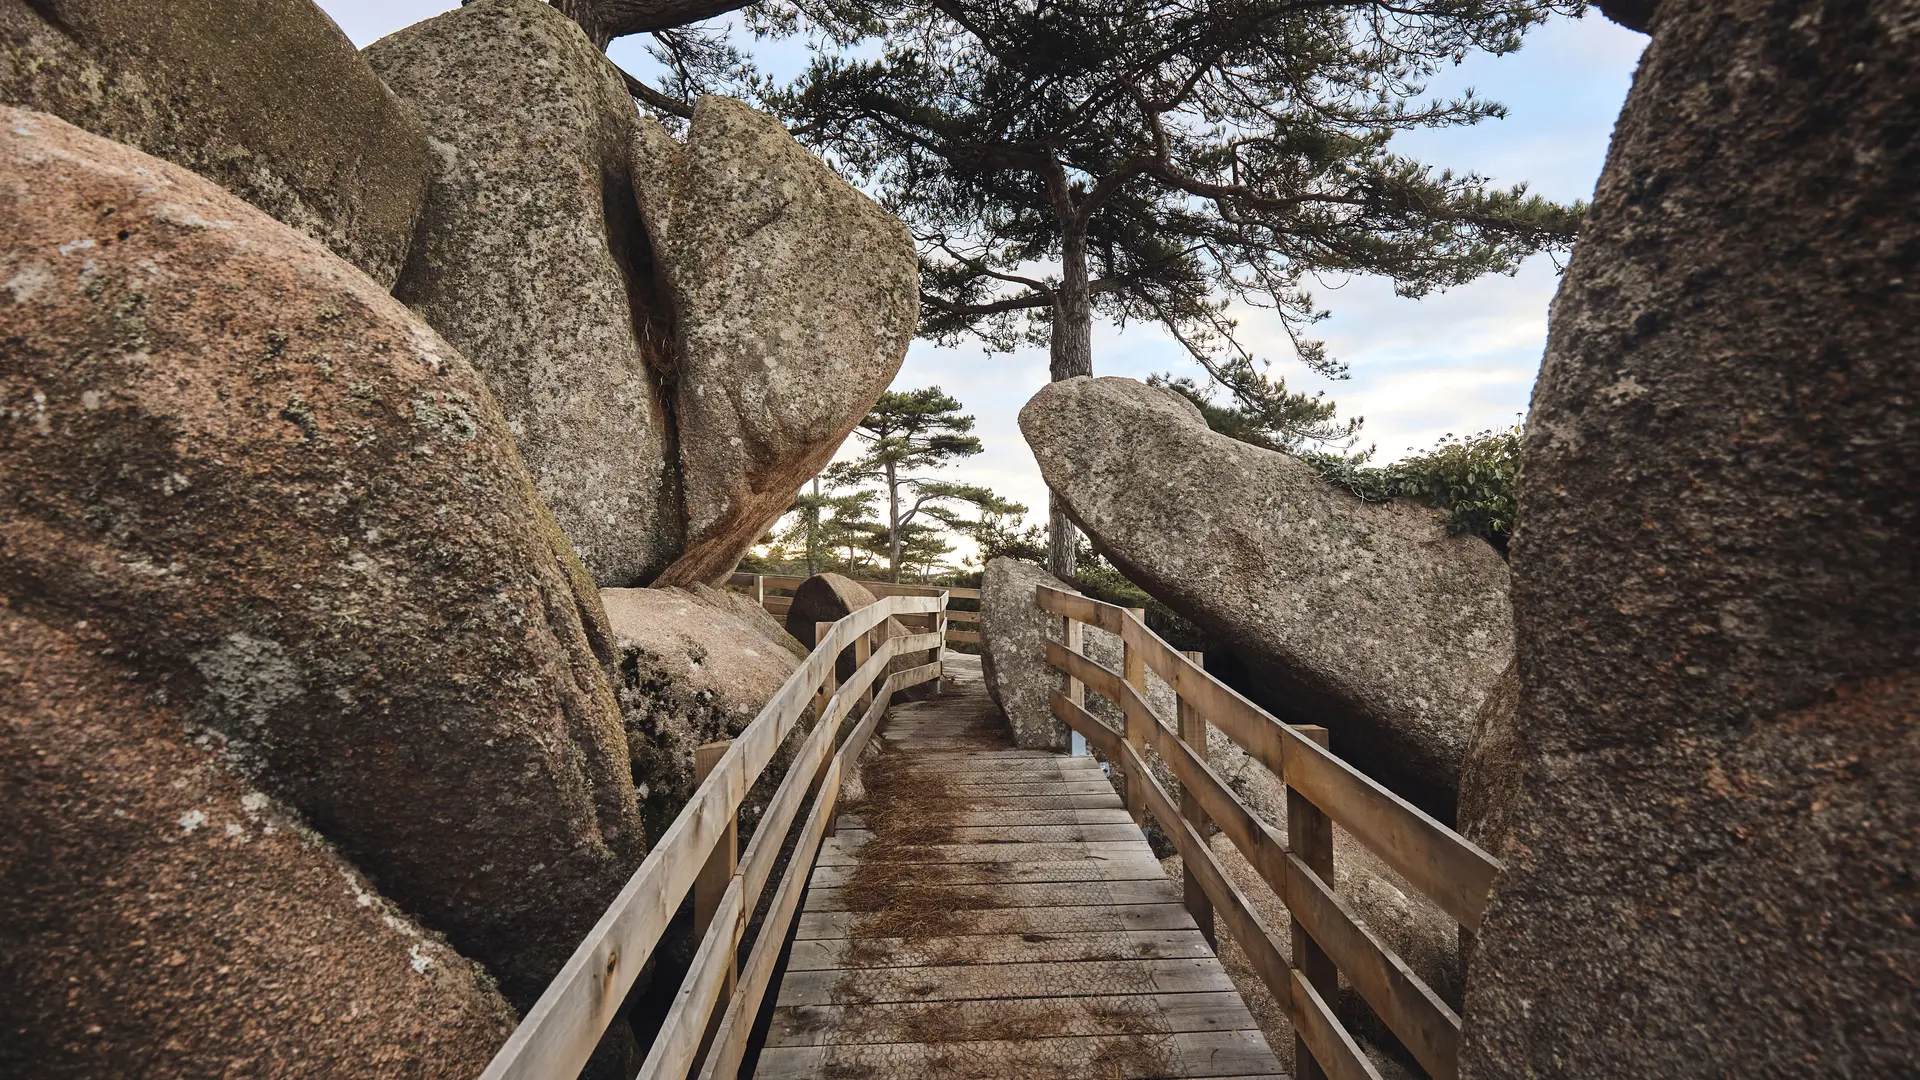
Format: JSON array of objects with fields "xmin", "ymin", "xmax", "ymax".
[
  {"xmin": 0, "ymin": 609, "xmax": 514, "ymax": 1079},
  {"xmin": 637, "ymin": 98, "xmax": 918, "ymax": 586},
  {"xmin": 0, "ymin": 0, "xmax": 429, "ymax": 286},
  {"xmin": 0, "ymin": 108, "xmax": 642, "ymax": 1004},
  {"xmin": 978, "ymin": 557, "xmax": 1074, "ymax": 751},
  {"xmin": 366, "ymin": 0, "xmax": 681, "ymax": 588},
  {"xmin": 1020, "ymin": 376, "xmax": 1513, "ymax": 820},
  {"xmin": 1464, "ymin": 1, "xmax": 1919, "ymax": 1074},
  {"xmin": 601, "ymin": 584, "xmax": 804, "ymax": 840}
]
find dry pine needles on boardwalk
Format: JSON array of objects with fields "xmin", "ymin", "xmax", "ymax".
[{"xmin": 758, "ymin": 655, "xmax": 1284, "ymax": 1079}]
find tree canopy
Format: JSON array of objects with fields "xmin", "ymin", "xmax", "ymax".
[{"xmin": 750, "ymin": 0, "xmax": 1582, "ymax": 575}]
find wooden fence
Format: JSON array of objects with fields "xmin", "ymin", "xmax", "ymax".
[
  {"xmin": 477, "ymin": 591, "xmax": 949, "ymax": 1080},
  {"xmin": 726, "ymin": 572, "xmax": 982, "ymax": 645},
  {"xmin": 1035, "ymin": 584, "xmax": 1500, "ymax": 1080}
]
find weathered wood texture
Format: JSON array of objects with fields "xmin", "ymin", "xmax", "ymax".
[
  {"xmin": 1038, "ymin": 584, "xmax": 1493, "ymax": 1080},
  {"xmin": 478, "ymin": 594, "xmax": 944, "ymax": 1080},
  {"xmin": 758, "ymin": 654, "xmax": 1283, "ymax": 1079}
]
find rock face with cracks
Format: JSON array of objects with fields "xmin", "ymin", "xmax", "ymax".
[
  {"xmin": 0, "ymin": 0, "xmax": 430, "ymax": 286},
  {"xmin": 978, "ymin": 557, "xmax": 1074, "ymax": 751},
  {"xmin": 1020, "ymin": 376, "xmax": 1513, "ymax": 820},
  {"xmin": 1462, "ymin": 1, "xmax": 1920, "ymax": 1075},
  {"xmin": 636, "ymin": 98, "xmax": 918, "ymax": 587},
  {"xmin": 601, "ymin": 584, "xmax": 804, "ymax": 841},
  {"xmin": 0, "ymin": 608, "xmax": 515, "ymax": 1079},
  {"xmin": 366, "ymin": 0, "xmax": 680, "ymax": 589},
  {"xmin": 0, "ymin": 108, "xmax": 643, "ymax": 1006}
]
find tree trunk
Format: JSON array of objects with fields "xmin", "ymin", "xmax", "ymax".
[
  {"xmin": 1047, "ymin": 222, "xmax": 1094, "ymax": 580},
  {"xmin": 1463, "ymin": 2, "xmax": 1919, "ymax": 1075},
  {"xmin": 885, "ymin": 460, "xmax": 902, "ymax": 582},
  {"xmin": 806, "ymin": 477, "xmax": 820, "ymax": 576}
]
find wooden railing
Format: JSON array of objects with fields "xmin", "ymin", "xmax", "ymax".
[
  {"xmin": 478, "ymin": 591, "xmax": 949, "ymax": 1080},
  {"xmin": 1035, "ymin": 584, "xmax": 1500, "ymax": 1080},
  {"xmin": 727, "ymin": 571, "xmax": 982, "ymax": 645}
]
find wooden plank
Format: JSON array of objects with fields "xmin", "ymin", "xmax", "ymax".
[
  {"xmin": 1049, "ymin": 688, "xmax": 1121, "ymax": 758},
  {"xmin": 776, "ymin": 956, "xmax": 1237, "ymax": 1006},
  {"xmin": 817, "ymin": 838, "xmax": 1148, "ymax": 866},
  {"xmin": 754, "ymin": 1030, "xmax": 1278, "ymax": 1079},
  {"xmin": 838, "ymin": 807, "xmax": 1134, "ymax": 829},
  {"xmin": 806, "ymin": 854, "xmax": 1165, "ymax": 890},
  {"xmin": 634, "ymin": 875, "xmax": 743, "ymax": 1080},
  {"xmin": 797, "ymin": 903, "xmax": 1197, "ymax": 939},
  {"xmin": 691, "ymin": 742, "xmax": 737, "ymax": 1010},
  {"xmin": 764, "ymin": 1031, "xmax": 1276, "ymax": 1079},
  {"xmin": 882, "ymin": 793, "xmax": 1125, "ymax": 811},
  {"xmin": 935, "ymin": 779, "xmax": 1116, "ymax": 795},
  {"xmin": 476, "ymin": 621, "xmax": 834, "ymax": 1080},
  {"xmin": 1119, "ymin": 727, "xmax": 1380, "ymax": 1080},
  {"xmin": 698, "ymin": 678, "xmax": 897, "ymax": 1080},
  {"xmin": 1285, "ymin": 852, "xmax": 1462, "ymax": 1080},
  {"xmin": 767, "ymin": 991, "xmax": 1259, "ymax": 1045},
  {"xmin": 832, "ymin": 822, "xmax": 1145, "ymax": 844},
  {"xmin": 787, "ymin": 929, "xmax": 1215, "ymax": 970},
  {"xmin": 480, "ymin": 594, "xmax": 910, "ymax": 1080},
  {"xmin": 805, "ymin": 877, "xmax": 1182, "ymax": 913},
  {"xmin": 891, "ymin": 630, "xmax": 943, "ymax": 654},
  {"xmin": 1178, "ymin": 651, "xmax": 1214, "ymax": 945},
  {"xmin": 1289, "ymin": 725, "xmax": 1335, "ymax": 1080},
  {"xmin": 946, "ymin": 628, "xmax": 983, "ymax": 644},
  {"xmin": 1290, "ymin": 968, "xmax": 1384, "ymax": 1080},
  {"xmin": 1114, "ymin": 616, "xmax": 1500, "ymax": 930},
  {"xmin": 1280, "ymin": 727, "xmax": 1500, "ymax": 929}
]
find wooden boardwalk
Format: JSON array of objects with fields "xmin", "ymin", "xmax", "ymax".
[{"xmin": 756, "ymin": 654, "xmax": 1285, "ymax": 1080}]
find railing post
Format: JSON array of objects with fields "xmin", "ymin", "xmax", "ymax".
[
  {"xmin": 934, "ymin": 590, "xmax": 948, "ymax": 695},
  {"xmin": 1121, "ymin": 608, "xmax": 1149, "ymax": 826},
  {"xmin": 693, "ymin": 741, "xmax": 737, "ymax": 1007},
  {"xmin": 811, "ymin": 622, "xmax": 840, "ymax": 839},
  {"xmin": 753, "ymin": 574, "xmax": 765, "ymax": 608},
  {"xmin": 1288, "ymin": 724, "xmax": 1336, "ymax": 1080},
  {"xmin": 1178, "ymin": 650, "xmax": 1214, "ymax": 946},
  {"xmin": 853, "ymin": 627, "xmax": 872, "ymax": 712}
]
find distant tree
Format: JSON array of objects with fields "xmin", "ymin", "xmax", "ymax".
[
  {"xmin": 1148, "ymin": 373, "xmax": 1355, "ymax": 452},
  {"xmin": 828, "ymin": 387, "xmax": 985, "ymax": 581},
  {"xmin": 770, "ymin": 0, "xmax": 1585, "ymax": 578}
]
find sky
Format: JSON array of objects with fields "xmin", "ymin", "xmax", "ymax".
[{"xmin": 320, "ymin": 1, "xmax": 1646, "ymax": 563}]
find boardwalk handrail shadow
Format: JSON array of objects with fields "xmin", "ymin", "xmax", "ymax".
[
  {"xmin": 477, "ymin": 590, "xmax": 950, "ymax": 1080},
  {"xmin": 1035, "ymin": 583, "xmax": 1502, "ymax": 1080}
]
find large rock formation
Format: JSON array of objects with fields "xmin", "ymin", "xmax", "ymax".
[
  {"xmin": 0, "ymin": 0, "xmax": 429, "ymax": 286},
  {"xmin": 978, "ymin": 557, "xmax": 1074, "ymax": 751},
  {"xmin": 366, "ymin": 0, "xmax": 681, "ymax": 588},
  {"xmin": 0, "ymin": 608, "xmax": 514, "ymax": 1078},
  {"xmin": 602, "ymin": 584, "xmax": 804, "ymax": 839},
  {"xmin": 1463, "ymin": 2, "xmax": 1919, "ymax": 1075},
  {"xmin": 1020, "ymin": 376, "xmax": 1513, "ymax": 820},
  {"xmin": 0, "ymin": 108, "xmax": 642, "ymax": 1004},
  {"xmin": 636, "ymin": 98, "xmax": 918, "ymax": 587}
]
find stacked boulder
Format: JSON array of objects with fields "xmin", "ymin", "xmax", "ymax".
[
  {"xmin": 1019, "ymin": 375, "xmax": 1513, "ymax": 822},
  {"xmin": 0, "ymin": 106, "xmax": 631, "ymax": 1064},
  {"xmin": 601, "ymin": 584, "xmax": 805, "ymax": 840},
  {"xmin": 0, "ymin": 1, "xmax": 920, "ymax": 1069},
  {"xmin": 0, "ymin": 0, "xmax": 430, "ymax": 285},
  {"xmin": 365, "ymin": 0, "xmax": 917, "ymax": 589}
]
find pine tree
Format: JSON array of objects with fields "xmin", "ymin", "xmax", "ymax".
[
  {"xmin": 769, "ymin": 0, "xmax": 1585, "ymax": 576},
  {"xmin": 827, "ymin": 387, "xmax": 985, "ymax": 581}
]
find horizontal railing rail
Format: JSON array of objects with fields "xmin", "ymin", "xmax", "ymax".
[
  {"xmin": 1035, "ymin": 583, "xmax": 1499, "ymax": 1080},
  {"xmin": 726, "ymin": 572, "xmax": 981, "ymax": 644},
  {"xmin": 478, "ymin": 591, "xmax": 947, "ymax": 1080}
]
